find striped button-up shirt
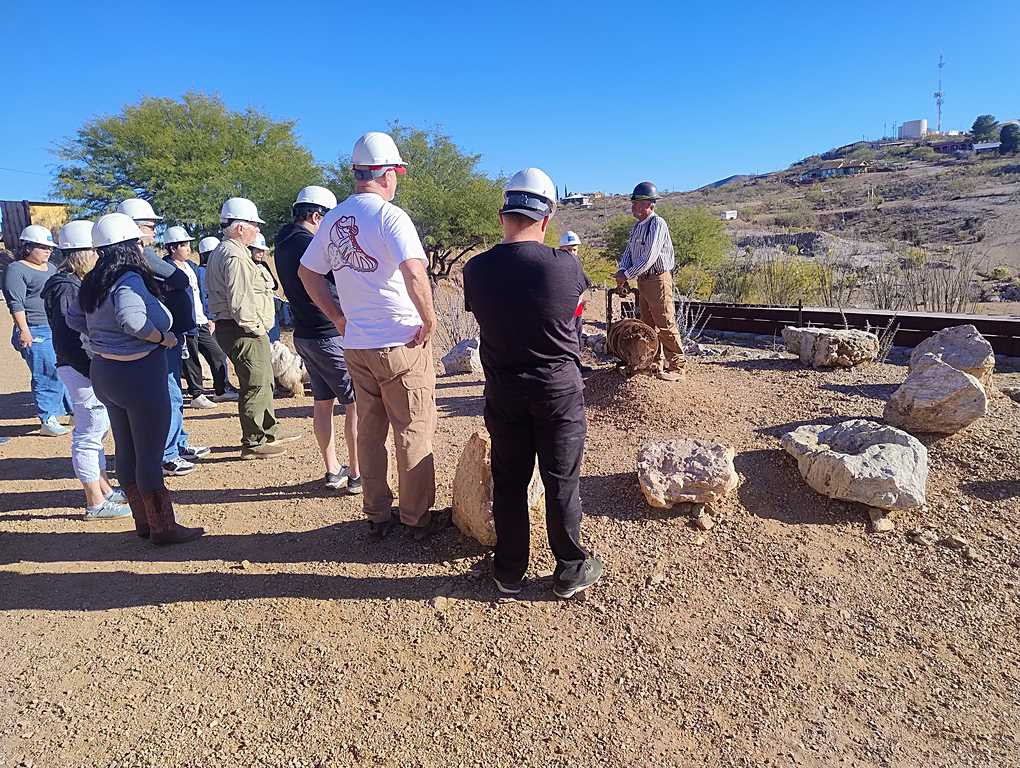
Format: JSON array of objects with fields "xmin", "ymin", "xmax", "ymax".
[{"xmin": 617, "ymin": 213, "xmax": 675, "ymax": 280}]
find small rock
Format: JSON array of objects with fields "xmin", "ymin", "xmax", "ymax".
[
  {"xmin": 441, "ymin": 338, "xmax": 482, "ymax": 376},
  {"xmin": 647, "ymin": 572, "xmax": 666, "ymax": 587},
  {"xmin": 938, "ymin": 534, "xmax": 969, "ymax": 550},
  {"xmin": 868, "ymin": 507, "xmax": 895, "ymax": 533},
  {"xmin": 239, "ymin": 560, "xmax": 251, "ymax": 570},
  {"xmin": 1001, "ymin": 386, "xmax": 1020, "ymax": 404},
  {"xmin": 779, "ymin": 607, "xmax": 795, "ymax": 625},
  {"xmin": 907, "ymin": 527, "xmax": 938, "ymax": 546},
  {"xmin": 693, "ymin": 512, "xmax": 715, "ymax": 531},
  {"xmin": 962, "ymin": 546, "xmax": 983, "ymax": 563},
  {"xmin": 429, "ymin": 596, "xmax": 450, "ymax": 611}
]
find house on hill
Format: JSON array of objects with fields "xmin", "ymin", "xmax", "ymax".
[{"xmin": 797, "ymin": 160, "xmax": 868, "ymax": 183}]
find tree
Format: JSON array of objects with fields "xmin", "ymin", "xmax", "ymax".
[
  {"xmin": 604, "ymin": 205, "xmax": 732, "ymax": 271},
  {"xmin": 1000, "ymin": 124, "xmax": 1020, "ymax": 155},
  {"xmin": 971, "ymin": 114, "xmax": 999, "ymax": 142},
  {"xmin": 326, "ymin": 125, "xmax": 503, "ymax": 281},
  {"xmin": 53, "ymin": 92, "xmax": 322, "ymax": 239}
]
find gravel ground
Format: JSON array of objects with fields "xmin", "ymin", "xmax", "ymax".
[{"xmin": 2, "ymin": 310, "xmax": 1019, "ymax": 768}]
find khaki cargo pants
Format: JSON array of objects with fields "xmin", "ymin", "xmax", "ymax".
[
  {"xmin": 345, "ymin": 339, "xmax": 437, "ymax": 526},
  {"xmin": 638, "ymin": 271, "xmax": 687, "ymax": 370}
]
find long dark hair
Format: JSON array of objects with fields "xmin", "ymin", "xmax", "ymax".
[{"xmin": 79, "ymin": 240, "xmax": 162, "ymax": 313}]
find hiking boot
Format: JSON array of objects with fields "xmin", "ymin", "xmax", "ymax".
[
  {"xmin": 268, "ymin": 431, "xmax": 302, "ymax": 446},
  {"xmin": 656, "ymin": 369, "xmax": 683, "ymax": 382},
  {"xmin": 409, "ymin": 509, "xmax": 452, "ymax": 542},
  {"xmin": 180, "ymin": 444, "xmax": 210, "ymax": 459},
  {"xmin": 553, "ymin": 556, "xmax": 605, "ymax": 599},
  {"xmin": 324, "ymin": 467, "xmax": 349, "ymax": 490},
  {"xmin": 142, "ymin": 487, "xmax": 204, "ymax": 546},
  {"xmin": 368, "ymin": 514, "xmax": 399, "ymax": 541},
  {"xmin": 105, "ymin": 488, "xmax": 127, "ymax": 505},
  {"xmin": 189, "ymin": 394, "xmax": 217, "ymax": 410},
  {"xmin": 493, "ymin": 576, "xmax": 524, "ymax": 596},
  {"xmin": 241, "ymin": 442, "xmax": 287, "ymax": 459},
  {"xmin": 162, "ymin": 457, "xmax": 197, "ymax": 476},
  {"xmin": 346, "ymin": 475, "xmax": 363, "ymax": 495},
  {"xmin": 122, "ymin": 484, "xmax": 149, "ymax": 538},
  {"xmin": 83, "ymin": 498, "xmax": 131, "ymax": 520},
  {"xmin": 40, "ymin": 416, "xmax": 69, "ymax": 436}
]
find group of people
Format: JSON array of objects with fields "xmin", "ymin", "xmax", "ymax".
[{"xmin": 3, "ymin": 129, "xmax": 685, "ymax": 598}]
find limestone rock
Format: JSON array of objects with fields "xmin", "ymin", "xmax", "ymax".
[
  {"xmin": 636, "ymin": 438, "xmax": 739, "ymax": 508},
  {"xmin": 1001, "ymin": 386, "xmax": 1020, "ymax": 404},
  {"xmin": 781, "ymin": 419, "xmax": 927, "ymax": 511},
  {"xmin": 781, "ymin": 327, "xmax": 879, "ymax": 368},
  {"xmin": 451, "ymin": 430, "xmax": 544, "ymax": 546},
  {"xmin": 441, "ymin": 338, "xmax": 482, "ymax": 376},
  {"xmin": 910, "ymin": 324, "xmax": 995, "ymax": 386},
  {"xmin": 884, "ymin": 358, "xmax": 987, "ymax": 434}
]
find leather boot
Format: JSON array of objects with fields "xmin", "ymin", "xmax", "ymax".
[
  {"xmin": 142, "ymin": 487, "xmax": 204, "ymax": 546},
  {"xmin": 123, "ymin": 484, "xmax": 149, "ymax": 538}
]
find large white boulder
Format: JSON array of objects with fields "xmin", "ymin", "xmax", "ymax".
[
  {"xmin": 884, "ymin": 357, "xmax": 987, "ymax": 434},
  {"xmin": 637, "ymin": 438, "xmax": 740, "ymax": 508},
  {"xmin": 909, "ymin": 324, "xmax": 995, "ymax": 387},
  {"xmin": 781, "ymin": 419, "xmax": 927, "ymax": 511},
  {"xmin": 451, "ymin": 431, "xmax": 544, "ymax": 546},
  {"xmin": 782, "ymin": 327, "xmax": 879, "ymax": 368},
  {"xmin": 441, "ymin": 338, "xmax": 482, "ymax": 376}
]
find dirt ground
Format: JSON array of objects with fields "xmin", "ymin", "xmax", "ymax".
[{"xmin": 2, "ymin": 308, "xmax": 1019, "ymax": 768}]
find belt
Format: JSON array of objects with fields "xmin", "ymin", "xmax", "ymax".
[{"xmin": 639, "ymin": 266, "xmax": 667, "ymax": 278}]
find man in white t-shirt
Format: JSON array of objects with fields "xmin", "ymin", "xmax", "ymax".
[{"xmin": 300, "ymin": 131, "xmax": 443, "ymax": 541}]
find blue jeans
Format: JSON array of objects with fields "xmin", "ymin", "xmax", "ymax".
[
  {"xmin": 12, "ymin": 324, "xmax": 71, "ymax": 424},
  {"xmin": 163, "ymin": 344, "xmax": 189, "ymax": 461},
  {"xmin": 268, "ymin": 298, "xmax": 282, "ymax": 343}
]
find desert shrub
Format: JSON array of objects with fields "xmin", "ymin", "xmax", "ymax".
[
  {"xmin": 774, "ymin": 204, "xmax": 816, "ymax": 229},
  {"xmin": 753, "ymin": 249, "xmax": 822, "ymax": 305},
  {"xmin": 579, "ymin": 244, "xmax": 617, "ymax": 285},
  {"xmin": 675, "ymin": 264, "xmax": 716, "ymax": 299},
  {"xmin": 991, "ymin": 265, "xmax": 1012, "ymax": 280},
  {"xmin": 910, "ymin": 145, "xmax": 939, "ymax": 162},
  {"xmin": 712, "ymin": 250, "xmax": 757, "ymax": 302}
]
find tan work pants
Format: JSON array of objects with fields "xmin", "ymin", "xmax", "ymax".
[
  {"xmin": 638, "ymin": 271, "xmax": 686, "ymax": 370},
  {"xmin": 345, "ymin": 340, "xmax": 437, "ymax": 526}
]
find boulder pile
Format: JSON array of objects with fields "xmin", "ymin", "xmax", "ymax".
[
  {"xmin": 782, "ymin": 327, "xmax": 879, "ymax": 368},
  {"xmin": 636, "ymin": 438, "xmax": 740, "ymax": 508}
]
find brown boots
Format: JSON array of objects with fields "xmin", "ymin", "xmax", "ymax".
[{"xmin": 123, "ymin": 483, "xmax": 204, "ymax": 545}]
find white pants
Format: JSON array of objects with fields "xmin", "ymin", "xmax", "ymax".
[{"xmin": 56, "ymin": 366, "xmax": 109, "ymax": 484}]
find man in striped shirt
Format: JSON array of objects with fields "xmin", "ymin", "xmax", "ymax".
[{"xmin": 614, "ymin": 181, "xmax": 686, "ymax": 380}]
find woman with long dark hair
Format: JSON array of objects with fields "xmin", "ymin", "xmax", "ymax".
[
  {"xmin": 67, "ymin": 213, "xmax": 203, "ymax": 545},
  {"xmin": 42, "ymin": 220, "xmax": 130, "ymax": 520}
]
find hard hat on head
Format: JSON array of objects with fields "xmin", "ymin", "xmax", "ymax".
[
  {"xmin": 198, "ymin": 236, "xmax": 220, "ymax": 255},
  {"xmin": 220, "ymin": 197, "xmax": 265, "ymax": 225},
  {"xmin": 250, "ymin": 233, "xmax": 269, "ymax": 251},
  {"xmin": 560, "ymin": 231, "xmax": 581, "ymax": 247},
  {"xmin": 117, "ymin": 198, "xmax": 163, "ymax": 222},
  {"xmin": 58, "ymin": 220, "xmax": 94, "ymax": 250},
  {"xmin": 351, "ymin": 132, "xmax": 407, "ymax": 180},
  {"xmin": 20, "ymin": 224, "xmax": 57, "ymax": 248},
  {"xmin": 163, "ymin": 226, "xmax": 192, "ymax": 245},
  {"xmin": 92, "ymin": 213, "xmax": 143, "ymax": 248},
  {"xmin": 630, "ymin": 181, "xmax": 660, "ymax": 201},
  {"xmin": 502, "ymin": 168, "xmax": 557, "ymax": 221},
  {"xmin": 294, "ymin": 185, "xmax": 338, "ymax": 210}
]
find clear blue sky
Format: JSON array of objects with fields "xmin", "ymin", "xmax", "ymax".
[{"xmin": 5, "ymin": 0, "xmax": 1019, "ymax": 201}]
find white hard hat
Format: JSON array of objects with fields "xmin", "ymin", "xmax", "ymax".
[
  {"xmin": 116, "ymin": 198, "xmax": 163, "ymax": 222},
  {"xmin": 20, "ymin": 224, "xmax": 57, "ymax": 248},
  {"xmin": 560, "ymin": 231, "xmax": 581, "ymax": 247},
  {"xmin": 294, "ymin": 185, "xmax": 338, "ymax": 210},
  {"xmin": 198, "ymin": 236, "xmax": 220, "ymax": 255},
  {"xmin": 220, "ymin": 197, "xmax": 265, "ymax": 225},
  {"xmin": 92, "ymin": 213, "xmax": 143, "ymax": 248},
  {"xmin": 250, "ymin": 233, "xmax": 269, "ymax": 251},
  {"xmin": 163, "ymin": 226, "xmax": 192, "ymax": 245},
  {"xmin": 502, "ymin": 168, "xmax": 557, "ymax": 221},
  {"xmin": 352, "ymin": 132, "xmax": 407, "ymax": 168},
  {"xmin": 58, "ymin": 220, "xmax": 94, "ymax": 250}
]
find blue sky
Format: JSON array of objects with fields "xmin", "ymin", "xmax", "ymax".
[{"xmin": 4, "ymin": 0, "xmax": 1019, "ymax": 201}]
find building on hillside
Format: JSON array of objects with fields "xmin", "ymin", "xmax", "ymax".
[
  {"xmin": 798, "ymin": 160, "xmax": 869, "ymax": 183},
  {"xmin": 932, "ymin": 140, "xmax": 973, "ymax": 155},
  {"xmin": 898, "ymin": 119, "xmax": 929, "ymax": 140},
  {"xmin": 560, "ymin": 193, "xmax": 593, "ymax": 209},
  {"xmin": 720, "ymin": 210, "xmax": 738, "ymax": 221},
  {"xmin": 974, "ymin": 142, "xmax": 1002, "ymax": 154}
]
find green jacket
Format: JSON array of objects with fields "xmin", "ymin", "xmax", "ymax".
[{"xmin": 205, "ymin": 237, "xmax": 275, "ymax": 334}]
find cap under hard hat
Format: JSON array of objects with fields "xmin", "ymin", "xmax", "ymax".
[
  {"xmin": 250, "ymin": 233, "xmax": 269, "ymax": 251},
  {"xmin": 294, "ymin": 185, "xmax": 338, "ymax": 210},
  {"xmin": 198, "ymin": 236, "xmax": 220, "ymax": 255},
  {"xmin": 502, "ymin": 167, "xmax": 557, "ymax": 221},
  {"xmin": 163, "ymin": 226, "xmax": 192, "ymax": 245},
  {"xmin": 560, "ymin": 231, "xmax": 581, "ymax": 247},
  {"xmin": 92, "ymin": 213, "xmax": 143, "ymax": 248},
  {"xmin": 220, "ymin": 197, "xmax": 265, "ymax": 225},
  {"xmin": 58, "ymin": 220, "xmax": 94, "ymax": 250},
  {"xmin": 19, "ymin": 224, "xmax": 57, "ymax": 248},
  {"xmin": 117, "ymin": 198, "xmax": 163, "ymax": 222},
  {"xmin": 351, "ymin": 132, "xmax": 408, "ymax": 180},
  {"xmin": 630, "ymin": 181, "xmax": 661, "ymax": 201}
]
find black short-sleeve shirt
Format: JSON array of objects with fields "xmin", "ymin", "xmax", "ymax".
[{"xmin": 463, "ymin": 241, "xmax": 584, "ymax": 396}]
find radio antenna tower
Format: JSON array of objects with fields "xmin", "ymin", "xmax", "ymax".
[{"xmin": 934, "ymin": 53, "xmax": 945, "ymax": 133}]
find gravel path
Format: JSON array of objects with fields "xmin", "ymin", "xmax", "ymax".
[{"xmin": 2, "ymin": 310, "xmax": 1018, "ymax": 768}]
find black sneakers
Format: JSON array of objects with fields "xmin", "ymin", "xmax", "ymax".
[
  {"xmin": 493, "ymin": 576, "xmax": 524, "ymax": 595},
  {"xmin": 553, "ymin": 556, "xmax": 605, "ymax": 599}
]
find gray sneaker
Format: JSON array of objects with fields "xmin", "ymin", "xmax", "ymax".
[
  {"xmin": 325, "ymin": 467, "xmax": 350, "ymax": 490},
  {"xmin": 346, "ymin": 475, "xmax": 363, "ymax": 495},
  {"xmin": 84, "ymin": 499, "xmax": 132, "ymax": 520},
  {"xmin": 553, "ymin": 556, "xmax": 605, "ymax": 599},
  {"xmin": 40, "ymin": 416, "xmax": 69, "ymax": 436}
]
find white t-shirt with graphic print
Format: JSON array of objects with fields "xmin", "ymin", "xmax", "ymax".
[{"xmin": 301, "ymin": 192, "xmax": 427, "ymax": 349}]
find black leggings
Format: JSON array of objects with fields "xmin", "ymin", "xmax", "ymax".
[
  {"xmin": 183, "ymin": 325, "xmax": 231, "ymax": 396},
  {"xmin": 91, "ymin": 349, "xmax": 170, "ymax": 493}
]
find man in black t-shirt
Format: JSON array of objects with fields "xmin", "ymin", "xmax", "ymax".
[
  {"xmin": 275, "ymin": 186, "xmax": 361, "ymax": 493},
  {"xmin": 463, "ymin": 167, "xmax": 604, "ymax": 600}
]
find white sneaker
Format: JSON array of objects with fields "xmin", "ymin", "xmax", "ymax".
[
  {"xmin": 162, "ymin": 458, "xmax": 196, "ymax": 476},
  {"xmin": 189, "ymin": 394, "xmax": 217, "ymax": 410},
  {"xmin": 40, "ymin": 416, "xmax": 69, "ymax": 436}
]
